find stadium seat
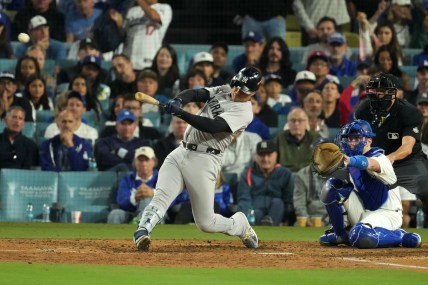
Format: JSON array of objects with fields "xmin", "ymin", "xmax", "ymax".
[
  {"xmin": 0, "ymin": 59, "xmax": 17, "ymax": 72},
  {"xmin": 285, "ymin": 31, "xmax": 302, "ymax": 47},
  {"xmin": 36, "ymin": 110, "xmax": 54, "ymax": 123},
  {"xmin": 144, "ymin": 111, "xmax": 161, "ymax": 127},
  {"xmin": 57, "ymin": 171, "xmax": 118, "ymax": 223},
  {"xmin": 344, "ymin": 32, "xmax": 359, "ymax": 48},
  {"xmin": 0, "ymin": 169, "xmax": 58, "ymax": 221}
]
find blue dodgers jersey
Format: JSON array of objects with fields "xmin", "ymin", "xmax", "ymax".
[{"xmin": 348, "ymin": 148, "xmax": 389, "ymax": 211}]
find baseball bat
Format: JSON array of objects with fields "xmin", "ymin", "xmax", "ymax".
[{"xmin": 135, "ymin": 92, "xmax": 167, "ymax": 107}]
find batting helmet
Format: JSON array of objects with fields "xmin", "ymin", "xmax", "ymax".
[
  {"xmin": 230, "ymin": 67, "xmax": 262, "ymax": 95},
  {"xmin": 365, "ymin": 73, "xmax": 397, "ymax": 119},
  {"xmin": 337, "ymin": 119, "xmax": 375, "ymax": 156}
]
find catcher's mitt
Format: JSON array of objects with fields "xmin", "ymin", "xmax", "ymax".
[{"xmin": 311, "ymin": 142, "xmax": 345, "ymax": 177}]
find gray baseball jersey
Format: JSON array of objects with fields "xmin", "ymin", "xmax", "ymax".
[{"xmin": 184, "ymin": 85, "xmax": 253, "ymax": 152}]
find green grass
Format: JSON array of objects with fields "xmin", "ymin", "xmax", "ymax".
[{"xmin": 0, "ymin": 223, "xmax": 427, "ymax": 285}]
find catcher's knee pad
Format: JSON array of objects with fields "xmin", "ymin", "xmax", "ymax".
[
  {"xmin": 320, "ymin": 178, "xmax": 348, "ymax": 205},
  {"xmin": 349, "ymin": 223, "xmax": 379, "ymax": 249}
]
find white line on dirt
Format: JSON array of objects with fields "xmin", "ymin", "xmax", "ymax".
[
  {"xmin": 342, "ymin": 257, "xmax": 428, "ymax": 270},
  {"xmin": 254, "ymin": 252, "xmax": 293, "ymax": 255}
]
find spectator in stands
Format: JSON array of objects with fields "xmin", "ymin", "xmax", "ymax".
[
  {"xmin": 321, "ymin": 81, "xmax": 341, "ymax": 129},
  {"xmin": 407, "ymin": 60, "xmax": 428, "ymax": 105},
  {"xmin": 107, "ymin": 146, "xmax": 159, "ymax": 224},
  {"xmin": 26, "ymin": 44, "xmax": 56, "ymax": 97},
  {"xmin": 80, "ymin": 54, "xmax": 110, "ymax": 101},
  {"xmin": 302, "ymin": 90, "xmax": 329, "ymax": 138},
  {"xmin": 100, "ymin": 93, "xmax": 162, "ymax": 144},
  {"xmin": 222, "ymin": 131, "xmax": 261, "ymax": 184},
  {"xmin": 153, "ymin": 116, "xmax": 187, "ymax": 168},
  {"xmin": 14, "ymin": 55, "xmax": 41, "ymax": 93},
  {"xmin": 237, "ymin": 140, "xmax": 294, "ymax": 226},
  {"xmin": 103, "ymin": 94, "xmax": 125, "ymax": 126},
  {"xmin": 387, "ymin": 0, "xmax": 413, "ymax": 48},
  {"xmin": 292, "ymin": 0, "xmax": 350, "ymax": 46},
  {"xmin": 264, "ymin": 74, "xmax": 292, "ymax": 115},
  {"xmin": 275, "ymin": 107, "xmax": 320, "ymax": 172},
  {"xmin": 327, "ymin": 32, "xmax": 357, "ymax": 77},
  {"xmin": 307, "ymin": 50, "xmax": 341, "ymax": 92},
  {"xmin": 0, "ymin": 12, "xmax": 13, "ymax": 59},
  {"xmin": 258, "ymin": 37, "xmax": 296, "ymax": 88},
  {"xmin": 233, "ymin": 0, "xmax": 287, "ymax": 40},
  {"xmin": 210, "ymin": 42, "xmax": 233, "ymax": 84},
  {"xmin": 293, "ymin": 164, "xmax": 328, "ymax": 227},
  {"xmin": 69, "ymin": 73, "xmax": 102, "ymax": 118},
  {"xmin": 359, "ymin": 19, "xmax": 404, "ymax": 65},
  {"xmin": 255, "ymin": 84, "xmax": 278, "ymax": 128},
  {"xmin": 136, "ymin": 69, "xmax": 168, "ymax": 114},
  {"xmin": 192, "ymin": 51, "xmax": 226, "ymax": 87},
  {"xmin": 172, "ymin": 69, "xmax": 208, "ymax": 97},
  {"xmin": 150, "ymin": 44, "xmax": 180, "ymax": 98},
  {"xmin": 371, "ymin": 45, "xmax": 411, "ymax": 92},
  {"xmin": 339, "ymin": 74, "xmax": 371, "ymax": 125},
  {"xmin": 121, "ymin": 0, "xmax": 172, "ymax": 70},
  {"xmin": 23, "ymin": 73, "xmax": 53, "ymax": 121},
  {"xmin": 13, "ymin": 0, "xmax": 66, "ymax": 41},
  {"xmin": 40, "ymin": 109, "xmax": 92, "ymax": 171},
  {"xmin": 288, "ymin": 70, "xmax": 316, "ymax": 106},
  {"xmin": 411, "ymin": 9, "xmax": 428, "ymax": 49},
  {"xmin": 95, "ymin": 110, "xmax": 150, "ymax": 171},
  {"xmin": 44, "ymin": 91, "xmax": 98, "ymax": 143},
  {"xmin": 110, "ymin": 54, "xmax": 137, "ymax": 99},
  {"xmin": 246, "ymin": 94, "xmax": 270, "ymax": 140},
  {"xmin": 15, "ymin": 15, "xmax": 66, "ymax": 60},
  {"xmin": 232, "ymin": 31, "xmax": 263, "ymax": 73},
  {"xmin": 300, "ymin": 16, "xmax": 337, "ymax": 63},
  {"xmin": 65, "ymin": 0, "xmax": 102, "ymax": 43},
  {"xmin": 347, "ymin": 0, "xmax": 385, "ymax": 33},
  {"xmin": 0, "ymin": 71, "xmax": 33, "ymax": 121},
  {"xmin": 0, "ymin": 106, "xmax": 38, "ymax": 169}
]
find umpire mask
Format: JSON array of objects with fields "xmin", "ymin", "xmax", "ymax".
[{"xmin": 365, "ymin": 73, "xmax": 397, "ymax": 123}]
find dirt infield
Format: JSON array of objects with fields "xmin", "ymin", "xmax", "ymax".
[{"xmin": 0, "ymin": 239, "xmax": 427, "ymax": 272}]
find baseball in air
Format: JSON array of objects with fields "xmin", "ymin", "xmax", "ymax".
[{"xmin": 18, "ymin": 33, "xmax": 30, "ymax": 43}]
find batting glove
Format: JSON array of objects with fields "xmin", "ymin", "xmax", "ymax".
[{"xmin": 165, "ymin": 99, "xmax": 182, "ymax": 116}]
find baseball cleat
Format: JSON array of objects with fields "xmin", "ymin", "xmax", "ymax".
[
  {"xmin": 134, "ymin": 227, "xmax": 151, "ymax": 252},
  {"xmin": 241, "ymin": 226, "xmax": 259, "ymax": 249},
  {"xmin": 401, "ymin": 233, "xmax": 422, "ymax": 248},
  {"xmin": 319, "ymin": 233, "xmax": 349, "ymax": 246}
]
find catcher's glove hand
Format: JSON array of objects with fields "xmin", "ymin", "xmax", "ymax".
[{"xmin": 311, "ymin": 142, "xmax": 345, "ymax": 177}]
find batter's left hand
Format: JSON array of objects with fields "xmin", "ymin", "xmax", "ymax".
[{"xmin": 165, "ymin": 99, "xmax": 182, "ymax": 115}]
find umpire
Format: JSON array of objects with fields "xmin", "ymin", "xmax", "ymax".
[{"xmin": 355, "ymin": 73, "xmax": 428, "ymax": 228}]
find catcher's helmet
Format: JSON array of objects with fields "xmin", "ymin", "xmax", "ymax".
[
  {"xmin": 337, "ymin": 119, "xmax": 375, "ymax": 156},
  {"xmin": 365, "ymin": 73, "xmax": 397, "ymax": 120},
  {"xmin": 230, "ymin": 67, "xmax": 262, "ymax": 95}
]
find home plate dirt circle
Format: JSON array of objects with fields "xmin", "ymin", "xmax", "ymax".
[{"xmin": 0, "ymin": 239, "xmax": 427, "ymax": 272}]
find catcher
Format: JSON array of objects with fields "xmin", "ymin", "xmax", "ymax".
[{"xmin": 312, "ymin": 119, "xmax": 421, "ymax": 248}]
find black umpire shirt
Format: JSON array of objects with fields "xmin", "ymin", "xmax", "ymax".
[{"xmin": 355, "ymin": 99, "xmax": 423, "ymax": 164}]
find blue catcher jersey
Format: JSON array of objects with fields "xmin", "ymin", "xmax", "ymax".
[{"xmin": 348, "ymin": 148, "xmax": 389, "ymax": 211}]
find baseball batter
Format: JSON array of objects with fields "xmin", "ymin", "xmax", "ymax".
[
  {"xmin": 133, "ymin": 67, "xmax": 262, "ymax": 251},
  {"xmin": 319, "ymin": 120, "xmax": 421, "ymax": 248}
]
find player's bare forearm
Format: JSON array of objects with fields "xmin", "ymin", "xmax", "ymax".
[
  {"xmin": 137, "ymin": 0, "xmax": 161, "ymax": 23},
  {"xmin": 387, "ymin": 136, "xmax": 415, "ymax": 164}
]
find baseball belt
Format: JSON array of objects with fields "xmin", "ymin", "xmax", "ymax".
[{"xmin": 182, "ymin": 141, "xmax": 221, "ymax": 155}]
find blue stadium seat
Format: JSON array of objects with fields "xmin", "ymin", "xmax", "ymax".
[
  {"xmin": 57, "ymin": 171, "xmax": 118, "ymax": 223},
  {"xmin": 0, "ymin": 169, "xmax": 58, "ymax": 221},
  {"xmin": 144, "ymin": 111, "xmax": 161, "ymax": 127},
  {"xmin": 0, "ymin": 59, "xmax": 17, "ymax": 72},
  {"xmin": 36, "ymin": 110, "xmax": 54, "ymax": 123}
]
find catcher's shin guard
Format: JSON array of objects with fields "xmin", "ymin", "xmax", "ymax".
[
  {"xmin": 349, "ymin": 223, "xmax": 379, "ymax": 248},
  {"xmin": 321, "ymin": 178, "xmax": 353, "ymax": 238}
]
